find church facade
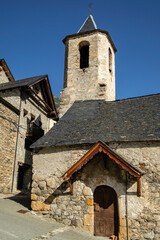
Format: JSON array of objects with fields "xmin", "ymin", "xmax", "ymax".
[{"xmin": 31, "ymin": 15, "xmax": 160, "ymax": 239}]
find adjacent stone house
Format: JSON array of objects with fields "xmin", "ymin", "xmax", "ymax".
[
  {"xmin": 0, "ymin": 59, "xmax": 58, "ymax": 193},
  {"xmin": 31, "ymin": 15, "xmax": 160, "ymax": 239}
]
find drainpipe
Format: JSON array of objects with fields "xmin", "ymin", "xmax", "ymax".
[
  {"xmin": 11, "ymin": 90, "xmax": 22, "ymax": 192},
  {"xmin": 125, "ymin": 172, "xmax": 129, "ymax": 240}
]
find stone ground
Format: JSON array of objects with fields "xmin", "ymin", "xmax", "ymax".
[{"xmin": 0, "ymin": 193, "xmax": 109, "ymax": 240}]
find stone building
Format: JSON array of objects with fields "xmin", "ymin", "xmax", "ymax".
[
  {"xmin": 0, "ymin": 59, "xmax": 58, "ymax": 193},
  {"xmin": 31, "ymin": 15, "xmax": 160, "ymax": 239}
]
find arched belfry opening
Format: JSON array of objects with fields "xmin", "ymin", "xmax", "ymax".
[
  {"xmin": 79, "ymin": 41, "xmax": 90, "ymax": 69},
  {"xmin": 94, "ymin": 185, "xmax": 119, "ymax": 237},
  {"xmin": 109, "ymin": 48, "xmax": 112, "ymax": 73}
]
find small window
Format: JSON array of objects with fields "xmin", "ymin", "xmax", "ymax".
[
  {"xmin": 109, "ymin": 48, "xmax": 112, "ymax": 73},
  {"xmin": 30, "ymin": 113, "xmax": 35, "ymax": 121},
  {"xmin": 23, "ymin": 109, "xmax": 28, "ymax": 117},
  {"xmin": 79, "ymin": 41, "xmax": 90, "ymax": 69}
]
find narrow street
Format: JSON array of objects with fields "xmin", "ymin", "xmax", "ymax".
[{"xmin": 0, "ymin": 194, "xmax": 108, "ymax": 240}]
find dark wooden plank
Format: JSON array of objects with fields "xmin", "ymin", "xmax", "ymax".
[
  {"xmin": 0, "ymin": 96, "xmax": 20, "ymax": 115},
  {"xmin": 137, "ymin": 177, "xmax": 141, "ymax": 196},
  {"xmin": 67, "ymin": 179, "xmax": 73, "ymax": 194}
]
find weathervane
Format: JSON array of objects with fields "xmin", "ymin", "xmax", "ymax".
[{"xmin": 89, "ymin": 2, "xmax": 92, "ymax": 14}]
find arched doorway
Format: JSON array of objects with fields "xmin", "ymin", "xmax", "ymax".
[{"xmin": 94, "ymin": 185, "xmax": 119, "ymax": 237}]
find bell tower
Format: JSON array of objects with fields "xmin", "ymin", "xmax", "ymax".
[{"xmin": 59, "ymin": 15, "xmax": 117, "ymax": 117}]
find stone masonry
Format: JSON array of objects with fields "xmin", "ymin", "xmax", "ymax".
[
  {"xmin": 59, "ymin": 31, "xmax": 116, "ymax": 117},
  {"xmin": 0, "ymin": 84, "xmax": 55, "ymax": 193},
  {"xmin": 0, "ymin": 102, "xmax": 18, "ymax": 192},
  {"xmin": 31, "ymin": 141, "xmax": 160, "ymax": 239},
  {"xmin": 0, "ymin": 64, "xmax": 10, "ymax": 84}
]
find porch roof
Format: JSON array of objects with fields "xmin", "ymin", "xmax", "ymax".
[
  {"xmin": 62, "ymin": 141, "xmax": 143, "ymax": 196},
  {"xmin": 62, "ymin": 141, "xmax": 142, "ymax": 181}
]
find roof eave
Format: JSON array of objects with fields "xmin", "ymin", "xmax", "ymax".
[
  {"xmin": 63, "ymin": 29, "xmax": 117, "ymax": 53},
  {"xmin": 0, "ymin": 59, "xmax": 15, "ymax": 82},
  {"xmin": 62, "ymin": 141, "xmax": 142, "ymax": 181}
]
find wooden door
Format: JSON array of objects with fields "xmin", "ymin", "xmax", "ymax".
[{"xmin": 94, "ymin": 185, "xmax": 119, "ymax": 237}]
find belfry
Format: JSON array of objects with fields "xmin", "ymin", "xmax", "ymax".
[{"xmin": 59, "ymin": 15, "xmax": 117, "ymax": 117}]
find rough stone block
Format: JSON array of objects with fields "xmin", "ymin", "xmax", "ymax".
[
  {"xmin": 31, "ymin": 201, "xmax": 43, "ymax": 211},
  {"xmin": 31, "ymin": 201, "xmax": 50, "ymax": 211},
  {"xmin": 87, "ymin": 206, "xmax": 93, "ymax": 215},
  {"xmin": 144, "ymin": 231, "xmax": 154, "ymax": 239},
  {"xmin": 86, "ymin": 199, "xmax": 94, "ymax": 206},
  {"xmin": 119, "ymin": 226, "xmax": 127, "ymax": 239},
  {"xmin": 31, "ymin": 194, "xmax": 37, "ymax": 201},
  {"xmin": 46, "ymin": 180, "xmax": 55, "ymax": 188},
  {"xmin": 83, "ymin": 214, "xmax": 93, "ymax": 226},
  {"xmin": 82, "ymin": 225, "xmax": 93, "ymax": 233},
  {"xmin": 83, "ymin": 186, "xmax": 92, "ymax": 196},
  {"xmin": 38, "ymin": 181, "xmax": 46, "ymax": 190},
  {"xmin": 119, "ymin": 218, "xmax": 126, "ymax": 227}
]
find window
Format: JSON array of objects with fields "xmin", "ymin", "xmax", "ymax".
[
  {"xmin": 79, "ymin": 41, "xmax": 90, "ymax": 69},
  {"xmin": 23, "ymin": 109, "xmax": 28, "ymax": 117},
  {"xmin": 109, "ymin": 48, "xmax": 112, "ymax": 73},
  {"xmin": 30, "ymin": 113, "xmax": 35, "ymax": 121}
]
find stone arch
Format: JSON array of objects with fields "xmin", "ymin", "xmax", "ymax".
[
  {"xmin": 109, "ymin": 47, "xmax": 112, "ymax": 72},
  {"xmin": 79, "ymin": 41, "xmax": 90, "ymax": 69}
]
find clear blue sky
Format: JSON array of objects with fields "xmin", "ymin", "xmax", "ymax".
[{"xmin": 0, "ymin": 0, "xmax": 160, "ymax": 99}]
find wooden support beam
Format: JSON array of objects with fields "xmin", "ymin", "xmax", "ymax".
[
  {"xmin": 0, "ymin": 59, "xmax": 15, "ymax": 82},
  {"xmin": 29, "ymin": 94, "xmax": 48, "ymax": 113},
  {"xmin": 40, "ymin": 82, "xmax": 50, "ymax": 105},
  {"xmin": 67, "ymin": 179, "xmax": 73, "ymax": 195},
  {"xmin": 137, "ymin": 177, "xmax": 141, "ymax": 197},
  {"xmin": 28, "ymin": 86, "xmax": 53, "ymax": 112},
  {"xmin": 45, "ymin": 79, "xmax": 57, "ymax": 113},
  {"xmin": 0, "ymin": 97, "xmax": 20, "ymax": 115}
]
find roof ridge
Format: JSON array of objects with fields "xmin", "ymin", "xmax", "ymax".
[
  {"xmin": 116, "ymin": 92, "xmax": 160, "ymax": 102},
  {"xmin": 16, "ymin": 74, "xmax": 47, "ymax": 82},
  {"xmin": 0, "ymin": 74, "xmax": 48, "ymax": 90},
  {"xmin": 72, "ymin": 93, "xmax": 160, "ymax": 104}
]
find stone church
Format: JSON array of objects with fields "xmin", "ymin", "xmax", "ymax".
[{"xmin": 31, "ymin": 15, "xmax": 160, "ymax": 239}]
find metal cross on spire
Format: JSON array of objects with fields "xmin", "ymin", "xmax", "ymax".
[{"xmin": 88, "ymin": 2, "xmax": 92, "ymax": 14}]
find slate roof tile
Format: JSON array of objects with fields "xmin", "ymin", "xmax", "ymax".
[
  {"xmin": 0, "ymin": 75, "xmax": 47, "ymax": 91},
  {"xmin": 31, "ymin": 93, "xmax": 160, "ymax": 148},
  {"xmin": 78, "ymin": 14, "xmax": 97, "ymax": 33}
]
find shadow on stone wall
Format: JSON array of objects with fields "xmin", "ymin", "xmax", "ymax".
[{"xmin": 44, "ymin": 181, "xmax": 72, "ymax": 204}]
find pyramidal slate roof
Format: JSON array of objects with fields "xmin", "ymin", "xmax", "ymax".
[
  {"xmin": 31, "ymin": 93, "xmax": 160, "ymax": 149},
  {"xmin": 78, "ymin": 14, "xmax": 97, "ymax": 33}
]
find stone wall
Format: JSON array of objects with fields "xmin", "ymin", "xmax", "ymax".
[
  {"xmin": 12, "ymin": 90, "xmax": 52, "ymax": 192},
  {"xmin": 0, "ymin": 66, "xmax": 10, "ymax": 84},
  {"xmin": 0, "ymin": 88, "xmax": 54, "ymax": 192},
  {"xmin": 31, "ymin": 141, "xmax": 160, "ymax": 239},
  {"xmin": 0, "ymin": 88, "xmax": 21, "ymax": 109},
  {"xmin": 59, "ymin": 31, "xmax": 115, "ymax": 117},
  {"xmin": 0, "ymin": 102, "xmax": 18, "ymax": 192}
]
